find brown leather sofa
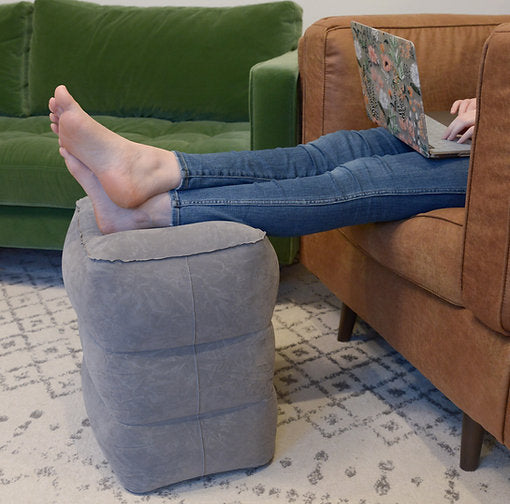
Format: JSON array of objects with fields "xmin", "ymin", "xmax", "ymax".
[{"xmin": 298, "ymin": 14, "xmax": 510, "ymax": 470}]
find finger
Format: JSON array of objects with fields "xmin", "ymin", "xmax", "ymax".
[
  {"xmin": 466, "ymin": 98, "xmax": 477, "ymax": 111},
  {"xmin": 457, "ymin": 99, "xmax": 472, "ymax": 115},
  {"xmin": 442, "ymin": 120, "xmax": 456, "ymax": 139},
  {"xmin": 442, "ymin": 125, "xmax": 453, "ymax": 139},
  {"xmin": 458, "ymin": 100, "xmax": 468, "ymax": 113},
  {"xmin": 450, "ymin": 100, "xmax": 462, "ymax": 114},
  {"xmin": 443, "ymin": 117, "xmax": 467, "ymax": 141},
  {"xmin": 446, "ymin": 127, "xmax": 462, "ymax": 141},
  {"xmin": 443, "ymin": 116, "xmax": 463, "ymax": 140},
  {"xmin": 451, "ymin": 98, "xmax": 476, "ymax": 116},
  {"xmin": 457, "ymin": 126, "xmax": 474, "ymax": 144},
  {"xmin": 458, "ymin": 99, "xmax": 468, "ymax": 114}
]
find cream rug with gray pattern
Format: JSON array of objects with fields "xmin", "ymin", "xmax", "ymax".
[{"xmin": 1, "ymin": 248, "xmax": 509, "ymax": 504}]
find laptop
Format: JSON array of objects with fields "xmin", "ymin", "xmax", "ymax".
[{"xmin": 350, "ymin": 21, "xmax": 471, "ymax": 158}]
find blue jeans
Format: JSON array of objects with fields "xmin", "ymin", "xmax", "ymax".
[{"xmin": 171, "ymin": 128, "xmax": 468, "ymax": 236}]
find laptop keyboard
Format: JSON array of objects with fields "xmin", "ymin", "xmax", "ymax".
[{"xmin": 426, "ymin": 115, "xmax": 472, "ymax": 152}]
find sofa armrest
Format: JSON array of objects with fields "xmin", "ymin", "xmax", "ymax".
[
  {"xmin": 249, "ymin": 50, "xmax": 300, "ymax": 150},
  {"xmin": 299, "ymin": 14, "xmax": 510, "ymax": 142},
  {"xmin": 462, "ymin": 23, "xmax": 510, "ymax": 334},
  {"xmin": 249, "ymin": 50, "xmax": 301, "ymax": 265}
]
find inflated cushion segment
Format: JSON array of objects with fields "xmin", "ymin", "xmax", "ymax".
[
  {"xmin": 29, "ymin": 0, "xmax": 302, "ymax": 121},
  {"xmin": 0, "ymin": 2, "xmax": 33, "ymax": 116},
  {"xmin": 62, "ymin": 198, "xmax": 280, "ymax": 493}
]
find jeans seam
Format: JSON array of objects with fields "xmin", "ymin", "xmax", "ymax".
[
  {"xmin": 176, "ymin": 188, "xmax": 467, "ymax": 207},
  {"xmin": 190, "ymin": 174, "xmax": 274, "ymax": 182},
  {"xmin": 169, "ymin": 190, "xmax": 181, "ymax": 226},
  {"xmin": 174, "ymin": 151, "xmax": 190, "ymax": 190}
]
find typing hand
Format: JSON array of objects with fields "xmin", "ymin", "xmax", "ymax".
[{"xmin": 442, "ymin": 98, "xmax": 477, "ymax": 144}]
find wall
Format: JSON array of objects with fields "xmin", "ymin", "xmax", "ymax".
[
  {"xmin": 94, "ymin": 1, "xmax": 510, "ymax": 30},
  {"xmin": 1, "ymin": 0, "xmax": 509, "ymax": 31}
]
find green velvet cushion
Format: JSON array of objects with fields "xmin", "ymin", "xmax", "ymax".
[
  {"xmin": 28, "ymin": 0, "xmax": 302, "ymax": 121},
  {"xmin": 0, "ymin": 116, "xmax": 250, "ymax": 209},
  {"xmin": 0, "ymin": 2, "xmax": 33, "ymax": 116}
]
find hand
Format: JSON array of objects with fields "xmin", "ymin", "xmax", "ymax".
[{"xmin": 442, "ymin": 98, "xmax": 477, "ymax": 144}]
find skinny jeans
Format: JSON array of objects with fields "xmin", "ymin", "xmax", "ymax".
[{"xmin": 171, "ymin": 128, "xmax": 468, "ymax": 237}]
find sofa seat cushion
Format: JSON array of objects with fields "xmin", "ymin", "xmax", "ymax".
[
  {"xmin": 339, "ymin": 207, "xmax": 465, "ymax": 306},
  {"xmin": 0, "ymin": 115, "xmax": 249, "ymax": 208},
  {"xmin": 97, "ymin": 116, "xmax": 250, "ymax": 153}
]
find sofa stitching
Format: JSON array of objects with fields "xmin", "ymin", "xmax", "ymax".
[
  {"xmin": 500, "ymin": 205, "xmax": 510, "ymax": 333},
  {"xmin": 412, "ymin": 213, "xmax": 464, "ymax": 227},
  {"xmin": 325, "ymin": 22, "xmax": 508, "ymax": 32},
  {"xmin": 321, "ymin": 28, "xmax": 331, "ymax": 136},
  {"xmin": 21, "ymin": 4, "xmax": 34, "ymax": 117},
  {"xmin": 460, "ymin": 40, "xmax": 488, "ymax": 297}
]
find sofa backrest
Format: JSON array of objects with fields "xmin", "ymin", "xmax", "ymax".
[
  {"xmin": 0, "ymin": 2, "xmax": 33, "ymax": 117},
  {"xmin": 299, "ymin": 14, "xmax": 510, "ymax": 142},
  {"xmin": 28, "ymin": 0, "xmax": 302, "ymax": 122}
]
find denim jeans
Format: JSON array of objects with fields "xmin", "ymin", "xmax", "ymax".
[{"xmin": 171, "ymin": 128, "xmax": 468, "ymax": 236}]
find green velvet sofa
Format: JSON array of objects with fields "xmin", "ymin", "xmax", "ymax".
[{"xmin": 0, "ymin": 0, "xmax": 302, "ymax": 263}]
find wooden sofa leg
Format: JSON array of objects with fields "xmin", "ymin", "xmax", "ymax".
[
  {"xmin": 338, "ymin": 304, "xmax": 357, "ymax": 342},
  {"xmin": 460, "ymin": 413, "xmax": 485, "ymax": 471}
]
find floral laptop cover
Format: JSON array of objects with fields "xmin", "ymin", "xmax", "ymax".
[{"xmin": 350, "ymin": 21, "xmax": 471, "ymax": 158}]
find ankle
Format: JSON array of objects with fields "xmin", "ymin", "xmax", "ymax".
[
  {"xmin": 140, "ymin": 192, "xmax": 173, "ymax": 229},
  {"xmin": 166, "ymin": 151, "xmax": 183, "ymax": 190}
]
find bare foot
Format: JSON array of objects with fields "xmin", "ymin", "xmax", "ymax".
[
  {"xmin": 48, "ymin": 97, "xmax": 60, "ymax": 136},
  {"xmin": 61, "ymin": 148, "xmax": 173, "ymax": 234},
  {"xmin": 50, "ymin": 85, "xmax": 182, "ymax": 208}
]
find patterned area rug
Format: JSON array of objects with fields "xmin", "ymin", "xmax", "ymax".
[{"xmin": 1, "ymin": 248, "xmax": 509, "ymax": 504}]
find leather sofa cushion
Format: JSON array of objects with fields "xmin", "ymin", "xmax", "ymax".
[
  {"xmin": 28, "ymin": 0, "xmax": 302, "ymax": 121},
  {"xmin": 0, "ymin": 115, "xmax": 249, "ymax": 208},
  {"xmin": 0, "ymin": 2, "xmax": 33, "ymax": 116},
  {"xmin": 339, "ymin": 207, "xmax": 465, "ymax": 306}
]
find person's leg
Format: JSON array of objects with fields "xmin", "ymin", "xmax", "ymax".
[
  {"xmin": 176, "ymin": 127, "xmax": 412, "ymax": 189},
  {"xmin": 50, "ymin": 85, "xmax": 413, "ymax": 208},
  {"xmin": 171, "ymin": 152, "xmax": 469, "ymax": 236},
  {"xmin": 50, "ymin": 85, "xmax": 467, "ymax": 237},
  {"xmin": 61, "ymin": 140, "xmax": 468, "ymax": 237}
]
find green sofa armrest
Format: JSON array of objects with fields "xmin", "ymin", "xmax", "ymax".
[
  {"xmin": 249, "ymin": 50, "xmax": 300, "ymax": 151},
  {"xmin": 249, "ymin": 50, "xmax": 300, "ymax": 265}
]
